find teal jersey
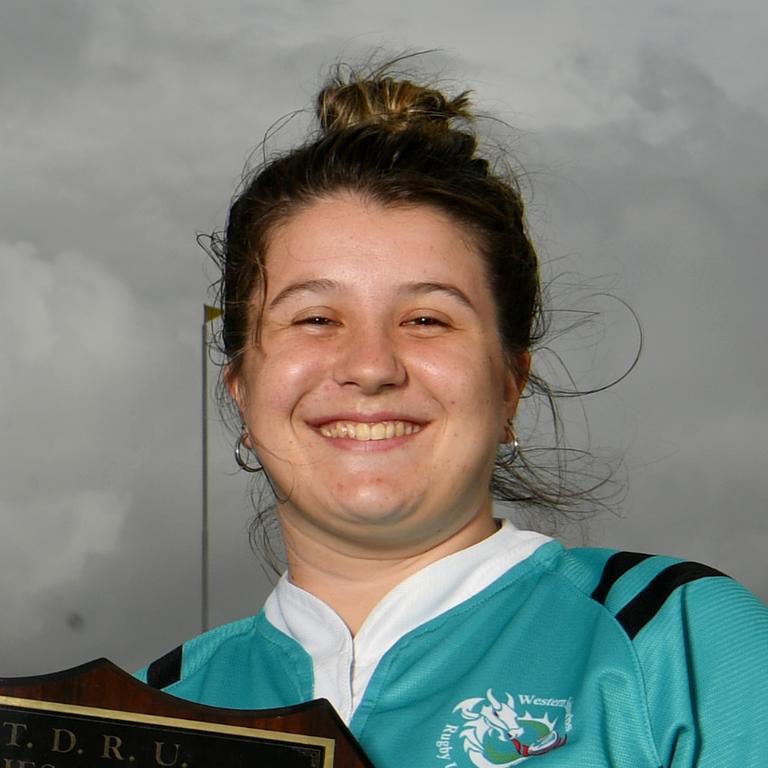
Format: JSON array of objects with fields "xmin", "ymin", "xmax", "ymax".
[{"xmin": 137, "ymin": 540, "xmax": 768, "ymax": 767}]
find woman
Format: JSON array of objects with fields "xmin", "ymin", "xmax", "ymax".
[{"xmin": 138, "ymin": 67, "xmax": 768, "ymax": 766}]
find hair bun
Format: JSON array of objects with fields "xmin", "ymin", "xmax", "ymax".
[{"xmin": 317, "ymin": 74, "xmax": 472, "ymax": 134}]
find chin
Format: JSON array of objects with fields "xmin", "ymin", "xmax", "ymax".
[{"xmin": 336, "ymin": 497, "xmax": 416, "ymax": 526}]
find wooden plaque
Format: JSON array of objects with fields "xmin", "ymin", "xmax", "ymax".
[{"xmin": 0, "ymin": 659, "xmax": 374, "ymax": 767}]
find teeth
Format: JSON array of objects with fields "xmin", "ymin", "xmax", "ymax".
[{"xmin": 319, "ymin": 420, "xmax": 422, "ymax": 441}]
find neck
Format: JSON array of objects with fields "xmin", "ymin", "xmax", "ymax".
[{"xmin": 279, "ymin": 509, "xmax": 498, "ymax": 635}]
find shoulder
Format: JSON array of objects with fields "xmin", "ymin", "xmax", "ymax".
[
  {"xmin": 549, "ymin": 546, "xmax": 768, "ymax": 766},
  {"xmin": 135, "ymin": 614, "xmax": 266, "ymax": 690},
  {"xmin": 549, "ymin": 546, "xmax": 764, "ymax": 638},
  {"xmin": 135, "ymin": 612, "xmax": 313, "ymax": 707}
]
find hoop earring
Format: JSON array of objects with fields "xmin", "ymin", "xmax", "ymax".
[
  {"xmin": 504, "ymin": 419, "xmax": 519, "ymax": 463},
  {"xmin": 234, "ymin": 428, "xmax": 262, "ymax": 473}
]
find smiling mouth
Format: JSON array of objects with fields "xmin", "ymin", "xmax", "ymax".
[{"xmin": 319, "ymin": 420, "xmax": 423, "ymax": 441}]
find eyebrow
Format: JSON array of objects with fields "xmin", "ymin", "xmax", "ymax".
[
  {"xmin": 400, "ymin": 281, "xmax": 476, "ymax": 311},
  {"xmin": 268, "ymin": 279, "xmax": 340, "ymax": 310},
  {"xmin": 267, "ymin": 278, "xmax": 476, "ymax": 311}
]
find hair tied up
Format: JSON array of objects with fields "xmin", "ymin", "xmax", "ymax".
[{"xmin": 317, "ymin": 75, "xmax": 473, "ymax": 134}]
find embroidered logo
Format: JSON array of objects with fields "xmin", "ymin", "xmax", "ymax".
[{"xmin": 434, "ymin": 689, "xmax": 572, "ymax": 766}]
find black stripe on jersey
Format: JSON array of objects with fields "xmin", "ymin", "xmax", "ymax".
[
  {"xmin": 146, "ymin": 645, "xmax": 183, "ymax": 689},
  {"xmin": 591, "ymin": 551, "xmax": 652, "ymax": 604},
  {"xmin": 616, "ymin": 561, "xmax": 729, "ymax": 639}
]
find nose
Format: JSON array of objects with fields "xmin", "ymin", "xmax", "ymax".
[{"xmin": 333, "ymin": 322, "xmax": 407, "ymax": 393}]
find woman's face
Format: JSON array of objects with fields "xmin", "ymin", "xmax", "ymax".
[{"xmin": 231, "ymin": 193, "xmax": 526, "ymax": 557}]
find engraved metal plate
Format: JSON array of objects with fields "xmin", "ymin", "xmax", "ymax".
[{"xmin": 0, "ymin": 695, "xmax": 334, "ymax": 768}]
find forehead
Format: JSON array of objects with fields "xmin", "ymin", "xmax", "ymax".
[{"xmin": 263, "ymin": 193, "xmax": 490, "ymax": 292}]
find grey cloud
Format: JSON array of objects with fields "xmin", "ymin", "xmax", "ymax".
[
  {"xmin": 0, "ymin": 241, "xmax": 203, "ymax": 671},
  {"xmin": 530, "ymin": 50, "xmax": 768, "ymax": 597},
  {"xmin": 2, "ymin": 2, "xmax": 766, "ymax": 676},
  {"xmin": 0, "ymin": 1, "xmax": 92, "ymax": 105}
]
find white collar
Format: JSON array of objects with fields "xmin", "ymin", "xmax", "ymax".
[{"xmin": 264, "ymin": 519, "xmax": 551, "ymax": 722}]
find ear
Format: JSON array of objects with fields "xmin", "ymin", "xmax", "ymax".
[
  {"xmin": 224, "ymin": 363, "xmax": 247, "ymax": 422},
  {"xmin": 503, "ymin": 350, "xmax": 530, "ymax": 419}
]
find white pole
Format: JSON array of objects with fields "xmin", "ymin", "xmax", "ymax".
[{"xmin": 201, "ymin": 314, "xmax": 210, "ymax": 633}]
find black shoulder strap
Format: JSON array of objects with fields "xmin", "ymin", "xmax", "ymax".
[
  {"xmin": 590, "ymin": 551, "xmax": 652, "ymax": 604},
  {"xmin": 615, "ymin": 561, "xmax": 728, "ymax": 639},
  {"xmin": 146, "ymin": 644, "xmax": 183, "ymax": 689}
]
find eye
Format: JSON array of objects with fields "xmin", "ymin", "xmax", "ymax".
[
  {"xmin": 296, "ymin": 315, "xmax": 336, "ymax": 326},
  {"xmin": 401, "ymin": 313, "xmax": 453, "ymax": 336},
  {"xmin": 403, "ymin": 315, "xmax": 450, "ymax": 328},
  {"xmin": 406, "ymin": 316, "xmax": 443, "ymax": 326}
]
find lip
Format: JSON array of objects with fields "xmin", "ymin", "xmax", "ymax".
[
  {"xmin": 307, "ymin": 412, "xmax": 429, "ymax": 450},
  {"xmin": 308, "ymin": 412, "xmax": 429, "ymax": 428}
]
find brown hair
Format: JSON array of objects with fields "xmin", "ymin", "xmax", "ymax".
[
  {"xmin": 205, "ymin": 61, "xmax": 615, "ymax": 549},
  {"xmin": 218, "ymin": 67, "xmax": 539, "ymax": 378}
]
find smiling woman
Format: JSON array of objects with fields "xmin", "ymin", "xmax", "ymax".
[
  {"xmin": 230, "ymin": 197, "xmax": 517, "ymax": 588},
  {"xmin": 136, "ymin": 61, "xmax": 768, "ymax": 767}
]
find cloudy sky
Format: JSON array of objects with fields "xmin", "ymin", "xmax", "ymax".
[{"xmin": 1, "ymin": 1, "xmax": 766, "ymax": 675}]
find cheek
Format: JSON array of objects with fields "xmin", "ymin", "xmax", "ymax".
[
  {"xmin": 416, "ymin": 346, "xmax": 504, "ymax": 406},
  {"xmin": 245, "ymin": 348, "xmax": 327, "ymax": 416}
]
